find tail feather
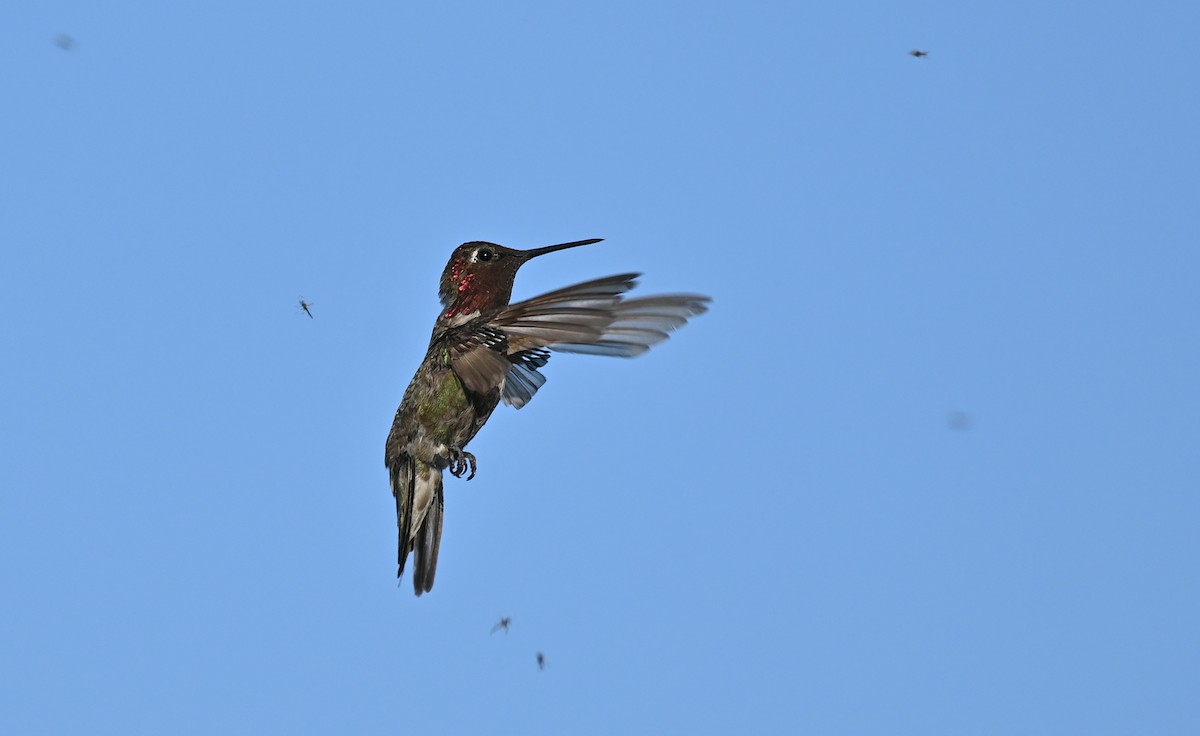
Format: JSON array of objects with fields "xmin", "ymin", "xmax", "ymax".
[
  {"xmin": 412, "ymin": 474, "xmax": 444, "ymax": 595},
  {"xmin": 389, "ymin": 454, "xmax": 445, "ymax": 595},
  {"xmin": 390, "ymin": 456, "xmax": 415, "ymax": 578}
]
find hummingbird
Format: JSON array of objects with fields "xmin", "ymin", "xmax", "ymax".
[{"xmin": 385, "ymin": 238, "xmax": 710, "ymax": 595}]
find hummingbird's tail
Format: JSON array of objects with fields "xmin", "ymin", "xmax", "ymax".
[
  {"xmin": 389, "ymin": 454, "xmax": 444, "ymax": 595},
  {"xmin": 411, "ymin": 468, "xmax": 444, "ymax": 596},
  {"xmin": 389, "ymin": 455, "xmax": 414, "ymax": 579}
]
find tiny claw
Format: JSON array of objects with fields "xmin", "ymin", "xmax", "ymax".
[{"xmin": 447, "ymin": 448, "xmax": 477, "ymax": 480}]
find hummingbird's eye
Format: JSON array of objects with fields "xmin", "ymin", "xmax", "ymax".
[{"xmin": 476, "ymin": 248, "xmax": 494, "ymax": 262}]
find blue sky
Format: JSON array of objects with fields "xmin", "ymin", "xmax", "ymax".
[{"xmin": 3, "ymin": 1, "xmax": 1198, "ymax": 733}]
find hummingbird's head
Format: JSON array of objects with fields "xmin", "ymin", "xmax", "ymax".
[{"xmin": 438, "ymin": 238, "xmax": 602, "ymax": 315}]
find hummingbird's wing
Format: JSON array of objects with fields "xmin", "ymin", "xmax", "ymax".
[
  {"xmin": 448, "ymin": 326, "xmax": 513, "ymax": 396},
  {"xmin": 489, "ymin": 274, "xmax": 636, "ymax": 407},
  {"xmin": 446, "ymin": 275, "xmax": 710, "ymax": 407},
  {"xmin": 548, "ymin": 293, "xmax": 711, "ymax": 357},
  {"xmin": 492, "ymin": 275, "xmax": 710, "ymax": 406},
  {"xmin": 502, "ymin": 348, "xmax": 549, "ymax": 409},
  {"xmin": 495, "ymin": 273, "xmax": 638, "ymax": 350},
  {"xmin": 498, "ymin": 273, "xmax": 708, "ymax": 355},
  {"xmin": 444, "ymin": 276, "xmax": 632, "ymax": 402}
]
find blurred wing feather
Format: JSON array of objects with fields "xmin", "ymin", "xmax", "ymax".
[
  {"xmin": 501, "ymin": 349, "xmax": 550, "ymax": 408},
  {"xmin": 448, "ymin": 326, "xmax": 511, "ymax": 395},
  {"xmin": 495, "ymin": 274, "xmax": 641, "ymax": 351},
  {"xmin": 550, "ymin": 294, "xmax": 711, "ymax": 357}
]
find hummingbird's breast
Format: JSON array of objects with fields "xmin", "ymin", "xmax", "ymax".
[
  {"xmin": 393, "ymin": 348, "xmax": 500, "ymax": 467},
  {"xmin": 416, "ymin": 358, "xmax": 472, "ymax": 429}
]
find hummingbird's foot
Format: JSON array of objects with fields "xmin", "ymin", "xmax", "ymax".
[{"xmin": 447, "ymin": 448, "xmax": 477, "ymax": 480}]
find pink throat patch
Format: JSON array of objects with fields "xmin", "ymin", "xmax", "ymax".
[{"xmin": 443, "ymin": 272, "xmax": 479, "ymax": 318}]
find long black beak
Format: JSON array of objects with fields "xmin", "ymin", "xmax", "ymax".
[{"xmin": 519, "ymin": 238, "xmax": 603, "ymax": 260}]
